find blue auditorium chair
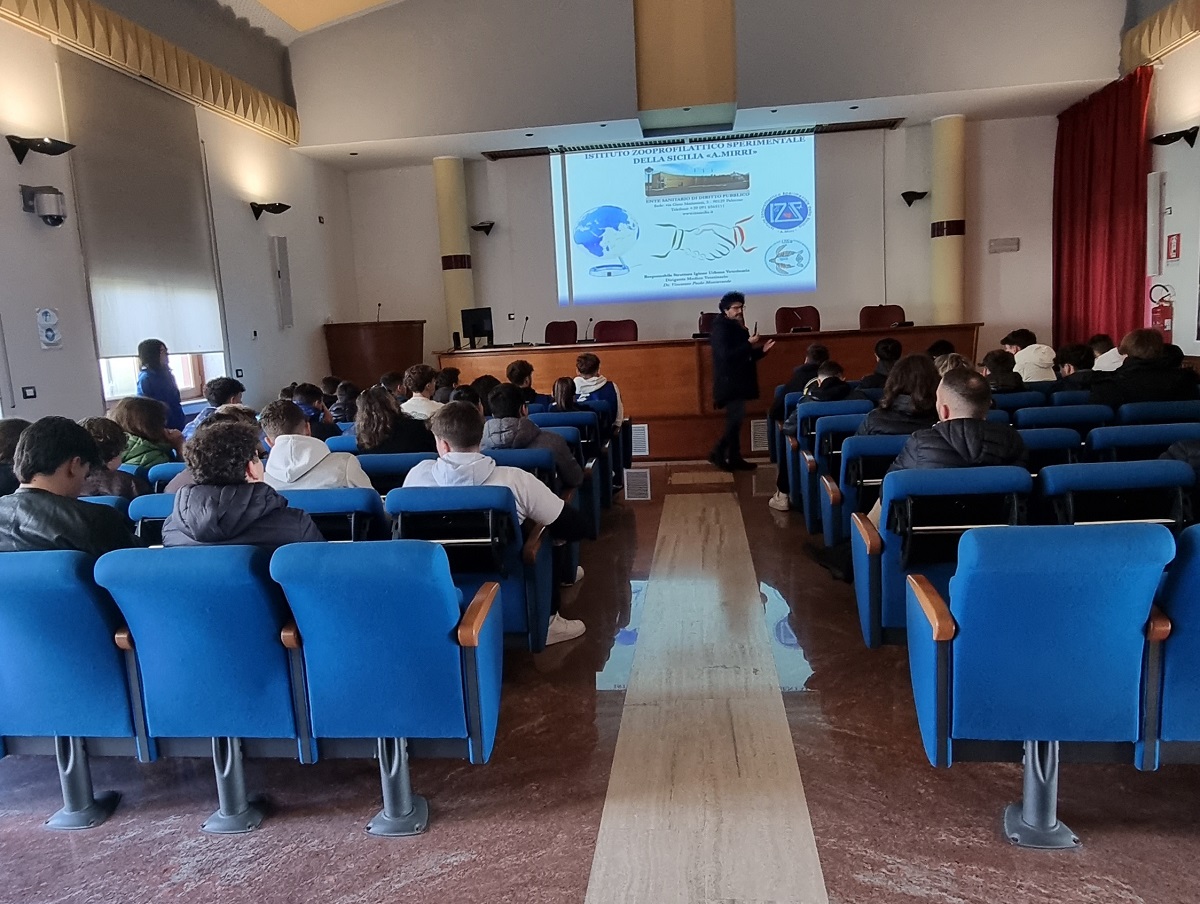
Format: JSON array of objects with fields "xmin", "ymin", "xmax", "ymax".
[
  {"xmin": 336, "ymin": 422, "xmax": 357, "ymax": 435},
  {"xmin": 1051, "ymin": 390, "xmax": 1091, "ymax": 406},
  {"xmin": 1116, "ymin": 400, "xmax": 1200, "ymax": 425},
  {"xmin": 786, "ymin": 400, "xmax": 874, "ymax": 511},
  {"xmin": 147, "ymin": 462, "xmax": 185, "ymax": 492},
  {"xmin": 270, "ymin": 541, "xmax": 503, "ymax": 836},
  {"xmin": 1015, "ymin": 428, "xmax": 1080, "ymax": 475},
  {"xmin": 483, "ymin": 447, "xmax": 556, "ymax": 487},
  {"xmin": 276, "ymin": 488, "xmax": 389, "ymax": 541},
  {"xmin": 1013, "ymin": 404, "xmax": 1113, "ymax": 434},
  {"xmin": 526, "ymin": 403, "xmax": 548, "ymax": 414},
  {"xmin": 905, "ymin": 523, "xmax": 1174, "ymax": 848},
  {"xmin": 386, "ymin": 486, "xmax": 554, "ymax": 651},
  {"xmin": 1087, "ymin": 423, "xmax": 1200, "ymax": 462},
  {"xmin": 1023, "ymin": 381, "xmax": 1059, "ymax": 396},
  {"xmin": 1153, "ymin": 524, "xmax": 1200, "ymax": 766},
  {"xmin": 530, "ymin": 411, "xmax": 612, "ymax": 506},
  {"xmin": 820, "ymin": 433, "xmax": 909, "ymax": 547},
  {"xmin": 851, "ymin": 466, "xmax": 1031, "ymax": 648},
  {"xmin": 117, "ymin": 463, "xmax": 151, "ymax": 483},
  {"xmin": 0, "ymin": 551, "xmax": 147, "ymax": 829},
  {"xmin": 1040, "ymin": 460, "xmax": 1194, "ymax": 531},
  {"xmin": 325, "ymin": 434, "xmax": 359, "ymax": 454},
  {"xmin": 95, "ymin": 545, "xmax": 302, "ymax": 834},
  {"xmin": 984, "ymin": 409, "xmax": 1010, "ymax": 425},
  {"xmin": 797, "ymin": 413, "xmax": 868, "ymax": 532},
  {"xmin": 358, "ymin": 452, "xmax": 438, "ymax": 494},
  {"xmin": 992, "ymin": 391, "xmax": 1046, "ymax": 412},
  {"xmin": 128, "ymin": 493, "xmax": 175, "ymax": 545},
  {"xmin": 542, "ymin": 425, "xmax": 600, "ymax": 539},
  {"xmin": 79, "ymin": 495, "xmax": 131, "ymax": 518}
]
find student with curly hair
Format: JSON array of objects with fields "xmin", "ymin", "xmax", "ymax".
[
  {"xmin": 78, "ymin": 417, "xmax": 151, "ymax": 499},
  {"xmin": 355, "ymin": 385, "xmax": 437, "ymax": 454}
]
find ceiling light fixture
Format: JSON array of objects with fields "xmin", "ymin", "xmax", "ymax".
[
  {"xmin": 6, "ymin": 134, "xmax": 75, "ymax": 165},
  {"xmin": 250, "ymin": 202, "xmax": 291, "ymax": 221}
]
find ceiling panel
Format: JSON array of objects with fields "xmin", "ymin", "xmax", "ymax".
[{"xmin": 256, "ymin": 0, "xmax": 401, "ymax": 32}]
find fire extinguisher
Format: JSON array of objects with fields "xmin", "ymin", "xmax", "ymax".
[{"xmin": 1150, "ymin": 284, "xmax": 1174, "ymax": 342}]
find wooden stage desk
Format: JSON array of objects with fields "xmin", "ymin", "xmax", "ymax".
[{"xmin": 439, "ymin": 323, "xmax": 980, "ymax": 461}]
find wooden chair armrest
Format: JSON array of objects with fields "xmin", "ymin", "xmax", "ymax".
[
  {"xmin": 115, "ymin": 628, "xmax": 133, "ymax": 651},
  {"xmin": 907, "ymin": 574, "xmax": 956, "ymax": 642},
  {"xmin": 560, "ymin": 487, "xmax": 577, "ymax": 506},
  {"xmin": 821, "ymin": 475, "xmax": 842, "ymax": 505},
  {"xmin": 800, "ymin": 450, "xmax": 816, "ymax": 473},
  {"xmin": 458, "ymin": 582, "xmax": 501, "ymax": 646},
  {"xmin": 281, "ymin": 622, "xmax": 302, "ymax": 649},
  {"xmin": 787, "ymin": 435, "xmax": 800, "ymax": 451},
  {"xmin": 1147, "ymin": 605, "xmax": 1172, "ymax": 643},
  {"xmin": 523, "ymin": 521, "xmax": 548, "ymax": 565},
  {"xmin": 851, "ymin": 512, "xmax": 882, "ymax": 555}
]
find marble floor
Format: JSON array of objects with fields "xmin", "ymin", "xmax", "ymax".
[{"xmin": 2, "ymin": 463, "xmax": 1200, "ymax": 903}]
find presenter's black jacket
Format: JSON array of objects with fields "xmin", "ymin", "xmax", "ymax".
[
  {"xmin": 710, "ymin": 315, "xmax": 765, "ymax": 409},
  {"xmin": 888, "ymin": 418, "xmax": 1025, "ymax": 473}
]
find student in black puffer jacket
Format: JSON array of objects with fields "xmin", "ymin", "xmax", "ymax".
[
  {"xmin": 857, "ymin": 354, "xmax": 939, "ymax": 436},
  {"xmin": 980, "ymin": 349, "xmax": 1025, "ymax": 394},
  {"xmin": 858, "ymin": 337, "xmax": 902, "ymax": 390},
  {"xmin": 800, "ymin": 361, "xmax": 867, "ymax": 403},
  {"xmin": 1089, "ymin": 329, "xmax": 1199, "ymax": 408}
]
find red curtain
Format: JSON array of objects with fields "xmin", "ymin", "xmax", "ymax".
[{"xmin": 1052, "ymin": 67, "xmax": 1153, "ymax": 346}]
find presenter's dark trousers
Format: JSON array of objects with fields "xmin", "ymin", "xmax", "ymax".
[{"xmin": 714, "ymin": 399, "xmax": 746, "ymax": 463}]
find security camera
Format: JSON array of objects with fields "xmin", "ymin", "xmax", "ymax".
[{"xmin": 19, "ymin": 185, "xmax": 67, "ymax": 227}]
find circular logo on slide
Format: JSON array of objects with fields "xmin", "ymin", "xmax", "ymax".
[
  {"xmin": 764, "ymin": 240, "xmax": 811, "ymax": 276},
  {"xmin": 762, "ymin": 193, "xmax": 811, "ymax": 231}
]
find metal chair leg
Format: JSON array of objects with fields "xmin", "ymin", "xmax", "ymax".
[
  {"xmin": 201, "ymin": 737, "xmax": 266, "ymax": 834},
  {"xmin": 45, "ymin": 736, "xmax": 120, "ymax": 830},
  {"xmin": 366, "ymin": 737, "xmax": 429, "ymax": 837},
  {"xmin": 1003, "ymin": 740, "xmax": 1081, "ymax": 849}
]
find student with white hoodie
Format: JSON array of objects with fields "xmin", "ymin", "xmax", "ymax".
[
  {"xmin": 259, "ymin": 400, "xmax": 372, "ymax": 491},
  {"xmin": 404, "ymin": 401, "xmax": 592, "ymax": 645},
  {"xmin": 573, "ymin": 352, "xmax": 624, "ymax": 427},
  {"xmin": 1001, "ymin": 329, "xmax": 1057, "ymax": 384}
]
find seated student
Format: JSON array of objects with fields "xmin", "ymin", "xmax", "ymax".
[
  {"xmin": 165, "ymin": 405, "xmax": 262, "ymax": 493},
  {"xmin": 1090, "ymin": 328, "xmax": 1199, "ymax": 408},
  {"xmin": 934, "ymin": 352, "xmax": 973, "ymax": 376},
  {"xmin": 470, "ymin": 374, "xmax": 502, "ymax": 415},
  {"xmin": 1053, "ymin": 343, "xmax": 1097, "ymax": 390},
  {"xmin": 858, "ymin": 338, "xmax": 902, "ymax": 390},
  {"xmin": 355, "ymin": 385, "xmax": 437, "ymax": 454},
  {"xmin": 404, "ymin": 402, "xmax": 591, "ymax": 644},
  {"xmin": 800, "ymin": 361, "xmax": 866, "ymax": 403},
  {"xmin": 1090, "ymin": 333, "xmax": 1124, "ymax": 372},
  {"xmin": 400, "ymin": 365, "xmax": 444, "ymax": 420},
  {"xmin": 855, "ymin": 354, "xmax": 940, "ymax": 436},
  {"xmin": 574, "ymin": 353, "xmax": 625, "ymax": 426},
  {"xmin": 1001, "ymin": 329, "xmax": 1056, "ymax": 383},
  {"xmin": 482, "ymin": 384, "xmax": 584, "ymax": 488},
  {"xmin": 768, "ymin": 343, "xmax": 829, "ymax": 424},
  {"xmin": 926, "ymin": 339, "xmax": 956, "ymax": 358},
  {"xmin": 979, "ymin": 349, "xmax": 1024, "ymax": 393},
  {"xmin": 320, "ymin": 375, "xmax": 341, "ymax": 409},
  {"xmin": 110, "ymin": 396, "xmax": 184, "ymax": 468},
  {"xmin": 552, "ymin": 377, "xmax": 585, "ymax": 413},
  {"xmin": 279, "ymin": 382, "xmax": 298, "ymax": 401},
  {"xmin": 182, "ymin": 376, "xmax": 246, "ymax": 440},
  {"xmin": 162, "ymin": 421, "xmax": 323, "ymax": 549},
  {"xmin": 432, "ymin": 368, "xmax": 460, "ymax": 404},
  {"xmin": 78, "ymin": 417, "xmax": 151, "ymax": 500},
  {"xmin": 260, "ymin": 400, "xmax": 372, "ymax": 491},
  {"xmin": 0, "ymin": 418, "xmax": 31, "ymax": 497},
  {"xmin": 293, "ymin": 383, "xmax": 341, "ymax": 441},
  {"xmin": 328, "ymin": 381, "xmax": 360, "ymax": 424},
  {"xmin": 0, "ymin": 417, "xmax": 141, "ymax": 555},
  {"xmin": 506, "ymin": 359, "xmax": 540, "ymax": 406},
  {"xmin": 380, "ymin": 371, "xmax": 408, "ymax": 404},
  {"xmin": 450, "ymin": 385, "xmax": 485, "ymax": 417}
]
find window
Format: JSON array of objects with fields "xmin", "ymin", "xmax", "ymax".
[{"xmin": 99, "ymin": 353, "xmax": 222, "ymax": 403}]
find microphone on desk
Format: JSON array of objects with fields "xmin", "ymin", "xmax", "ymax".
[
  {"xmin": 376, "ymin": 303, "xmax": 382, "ymax": 323},
  {"xmin": 584, "ymin": 317, "xmax": 594, "ymax": 341},
  {"xmin": 516, "ymin": 315, "xmax": 532, "ymax": 346}
]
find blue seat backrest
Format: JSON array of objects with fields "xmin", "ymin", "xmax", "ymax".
[
  {"xmin": 270, "ymin": 541, "xmax": 475, "ymax": 743},
  {"xmin": 128, "ymin": 494, "xmax": 174, "ymax": 544},
  {"xmin": 277, "ymin": 487, "xmax": 386, "ymax": 520},
  {"xmin": 385, "ymin": 485, "xmax": 520, "ymax": 524},
  {"xmin": 1117, "ymin": 400, "xmax": 1200, "ymax": 425},
  {"xmin": 984, "ymin": 409, "xmax": 1009, "ymax": 425},
  {"xmin": 795, "ymin": 400, "xmax": 874, "ymax": 449},
  {"xmin": 1088, "ymin": 423, "xmax": 1200, "ymax": 460},
  {"xmin": 0, "ymin": 551, "xmax": 133, "ymax": 738},
  {"xmin": 94, "ymin": 546, "xmax": 296, "ymax": 740},
  {"xmin": 1052, "ymin": 390, "xmax": 1091, "ymax": 406},
  {"xmin": 147, "ymin": 462, "xmax": 185, "ymax": 491},
  {"xmin": 543, "ymin": 425, "xmax": 584, "ymax": 466},
  {"xmin": 992, "ymin": 391, "xmax": 1046, "ymax": 412},
  {"xmin": 948, "ymin": 523, "xmax": 1174, "ymax": 742},
  {"xmin": 80, "ymin": 495, "xmax": 131, "ymax": 517},
  {"xmin": 1015, "ymin": 428, "xmax": 1080, "ymax": 474},
  {"xmin": 484, "ymin": 447, "xmax": 556, "ymax": 483},
  {"xmin": 839, "ymin": 433, "xmax": 909, "ymax": 513},
  {"xmin": 336, "ymin": 422, "xmax": 357, "ymax": 435},
  {"xmin": 117, "ymin": 463, "xmax": 150, "ymax": 482},
  {"xmin": 358, "ymin": 452, "xmax": 438, "ymax": 493},
  {"xmin": 1040, "ymin": 459, "xmax": 1196, "ymax": 496},
  {"xmin": 325, "ymin": 435, "xmax": 359, "ymax": 454},
  {"xmin": 1040, "ymin": 460, "xmax": 1194, "ymax": 529},
  {"xmin": 859, "ymin": 387, "xmax": 885, "ymax": 404},
  {"xmin": 526, "ymin": 403, "xmax": 549, "ymax": 415},
  {"xmin": 529, "ymin": 411, "xmax": 599, "ymax": 440},
  {"xmin": 1013, "ymin": 404, "xmax": 1112, "ymax": 431},
  {"xmin": 1023, "ymin": 381, "xmax": 1059, "ymax": 396},
  {"xmin": 814, "ymin": 414, "xmax": 868, "ymax": 473},
  {"xmin": 883, "ymin": 466, "xmax": 1032, "ymax": 514},
  {"xmin": 1156, "ymin": 524, "xmax": 1200, "ymax": 740}
]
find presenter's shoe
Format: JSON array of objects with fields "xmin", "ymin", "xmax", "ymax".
[
  {"xmin": 708, "ymin": 451, "xmax": 733, "ymax": 472},
  {"xmin": 560, "ymin": 565, "xmax": 585, "ymax": 587},
  {"xmin": 546, "ymin": 613, "xmax": 586, "ymax": 645},
  {"xmin": 729, "ymin": 458, "xmax": 758, "ymax": 471},
  {"xmin": 768, "ymin": 490, "xmax": 790, "ymax": 511}
]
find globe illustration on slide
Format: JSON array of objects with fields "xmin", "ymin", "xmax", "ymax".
[{"xmin": 574, "ymin": 206, "xmax": 639, "ymax": 277}]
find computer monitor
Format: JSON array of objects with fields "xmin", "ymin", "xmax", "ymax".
[{"xmin": 462, "ymin": 307, "xmax": 494, "ymax": 349}]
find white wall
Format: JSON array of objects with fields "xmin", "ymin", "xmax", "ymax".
[{"xmin": 0, "ymin": 23, "xmax": 104, "ymax": 420}]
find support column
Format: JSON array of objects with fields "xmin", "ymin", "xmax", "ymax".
[
  {"xmin": 930, "ymin": 115, "xmax": 966, "ymax": 324},
  {"xmin": 432, "ymin": 157, "xmax": 477, "ymax": 343}
]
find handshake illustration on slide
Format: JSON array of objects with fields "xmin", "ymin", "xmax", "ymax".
[{"xmin": 653, "ymin": 216, "xmax": 757, "ymax": 261}]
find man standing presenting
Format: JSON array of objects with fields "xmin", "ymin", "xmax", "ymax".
[{"xmin": 709, "ymin": 291, "xmax": 774, "ymax": 471}]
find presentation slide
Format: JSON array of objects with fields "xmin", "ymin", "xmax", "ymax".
[{"xmin": 550, "ymin": 136, "xmax": 816, "ymax": 307}]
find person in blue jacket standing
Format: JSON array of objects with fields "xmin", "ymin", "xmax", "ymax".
[
  {"xmin": 709, "ymin": 291, "xmax": 774, "ymax": 471},
  {"xmin": 135, "ymin": 338, "xmax": 186, "ymax": 431}
]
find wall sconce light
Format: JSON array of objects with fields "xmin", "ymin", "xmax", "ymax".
[
  {"xmin": 1151, "ymin": 126, "xmax": 1199, "ymax": 147},
  {"xmin": 470, "ymin": 221, "xmax": 495, "ymax": 235},
  {"xmin": 6, "ymin": 135, "xmax": 76, "ymax": 165},
  {"xmin": 250, "ymin": 202, "xmax": 291, "ymax": 221},
  {"xmin": 901, "ymin": 191, "xmax": 929, "ymax": 207}
]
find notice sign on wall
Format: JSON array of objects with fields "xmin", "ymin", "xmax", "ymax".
[
  {"xmin": 36, "ymin": 308, "xmax": 62, "ymax": 350},
  {"xmin": 1167, "ymin": 233, "xmax": 1182, "ymax": 262}
]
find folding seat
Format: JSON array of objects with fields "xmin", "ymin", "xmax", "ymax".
[
  {"xmin": 542, "ymin": 425, "xmax": 601, "ymax": 539},
  {"xmin": 851, "ymin": 466, "xmax": 1031, "ymax": 648},
  {"xmin": 79, "ymin": 495, "xmax": 131, "ymax": 518},
  {"xmin": 1016, "ymin": 428, "xmax": 1080, "ymax": 476},
  {"xmin": 270, "ymin": 541, "xmax": 503, "ymax": 836},
  {"xmin": 1013, "ymin": 404, "xmax": 1112, "ymax": 434},
  {"xmin": 0, "ymin": 551, "xmax": 147, "ymax": 829},
  {"xmin": 276, "ymin": 488, "xmax": 389, "ymax": 541},
  {"xmin": 820, "ymin": 434, "xmax": 909, "ymax": 547},
  {"xmin": 1040, "ymin": 460, "xmax": 1194, "ymax": 531},
  {"xmin": 906, "ymin": 523, "xmax": 1174, "ymax": 847},
  {"xmin": 1152, "ymin": 524, "xmax": 1200, "ymax": 766},
  {"xmin": 1116, "ymin": 400, "xmax": 1200, "ymax": 426},
  {"xmin": 530, "ymin": 410, "xmax": 613, "ymax": 505},
  {"xmin": 797, "ymin": 413, "xmax": 868, "ymax": 532},
  {"xmin": 147, "ymin": 462, "xmax": 185, "ymax": 492},
  {"xmin": 991, "ymin": 391, "xmax": 1045, "ymax": 412},
  {"xmin": 1087, "ymin": 423, "xmax": 1200, "ymax": 462},
  {"xmin": 324, "ymin": 434, "xmax": 359, "ymax": 454},
  {"xmin": 94, "ymin": 545, "xmax": 303, "ymax": 834},
  {"xmin": 785, "ymin": 400, "xmax": 874, "ymax": 511},
  {"xmin": 128, "ymin": 493, "xmax": 175, "ymax": 545},
  {"xmin": 1051, "ymin": 390, "xmax": 1091, "ymax": 406},
  {"xmin": 358, "ymin": 452, "xmax": 438, "ymax": 494},
  {"xmin": 117, "ymin": 463, "xmax": 150, "ymax": 483},
  {"xmin": 386, "ymin": 486, "xmax": 554, "ymax": 651}
]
